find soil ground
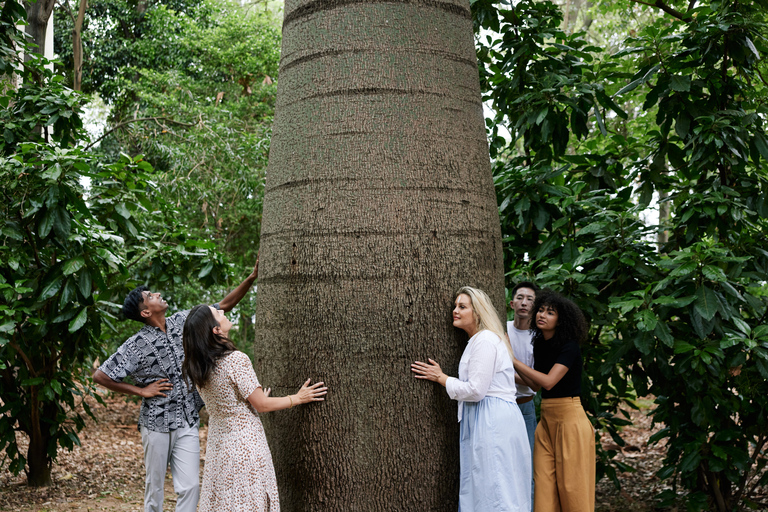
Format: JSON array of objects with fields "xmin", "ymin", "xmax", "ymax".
[{"xmin": 0, "ymin": 394, "xmax": 672, "ymax": 512}]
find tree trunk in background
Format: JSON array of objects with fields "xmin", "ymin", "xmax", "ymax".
[
  {"xmin": 73, "ymin": 0, "xmax": 87, "ymax": 91},
  {"xmin": 23, "ymin": 0, "xmax": 56, "ymax": 60},
  {"xmin": 253, "ymin": 1, "xmax": 504, "ymax": 510},
  {"xmin": 657, "ymin": 190, "xmax": 670, "ymax": 250}
]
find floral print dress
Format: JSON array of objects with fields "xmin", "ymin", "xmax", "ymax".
[{"xmin": 197, "ymin": 351, "xmax": 279, "ymax": 512}]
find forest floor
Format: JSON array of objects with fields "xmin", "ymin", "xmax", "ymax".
[{"xmin": 0, "ymin": 394, "xmax": 692, "ymax": 512}]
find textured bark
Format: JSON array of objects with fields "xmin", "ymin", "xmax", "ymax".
[
  {"xmin": 73, "ymin": 0, "xmax": 87, "ymax": 91},
  {"xmin": 254, "ymin": 1, "xmax": 504, "ymax": 510},
  {"xmin": 25, "ymin": 392, "xmax": 54, "ymax": 487},
  {"xmin": 23, "ymin": 0, "xmax": 56, "ymax": 61}
]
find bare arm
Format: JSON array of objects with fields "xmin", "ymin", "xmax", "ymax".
[
  {"xmin": 247, "ymin": 378, "xmax": 327, "ymax": 413},
  {"xmin": 217, "ymin": 257, "xmax": 258, "ymax": 312},
  {"xmin": 513, "ymin": 358, "xmax": 570, "ymax": 391},
  {"xmin": 93, "ymin": 369, "xmax": 173, "ymax": 398}
]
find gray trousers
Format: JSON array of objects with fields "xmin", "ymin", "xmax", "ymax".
[{"xmin": 140, "ymin": 425, "xmax": 200, "ymax": 512}]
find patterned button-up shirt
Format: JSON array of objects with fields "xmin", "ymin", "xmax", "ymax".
[{"xmin": 99, "ymin": 310, "xmax": 204, "ymax": 432}]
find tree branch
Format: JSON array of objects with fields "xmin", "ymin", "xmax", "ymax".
[
  {"xmin": 629, "ymin": 0, "xmax": 691, "ymax": 21},
  {"xmin": 84, "ymin": 116, "xmax": 199, "ymax": 150},
  {"xmin": 9, "ymin": 335, "xmax": 38, "ymax": 378}
]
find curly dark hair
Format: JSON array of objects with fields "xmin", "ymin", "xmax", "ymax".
[
  {"xmin": 123, "ymin": 285, "xmax": 149, "ymax": 323},
  {"xmin": 530, "ymin": 289, "xmax": 588, "ymax": 348},
  {"xmin": 182, "ymin": 305, "xmax": 236, "ymax": 390}
]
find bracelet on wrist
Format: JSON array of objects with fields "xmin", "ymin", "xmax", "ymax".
[{"xmin": 289, "ymin": 395, "xmax": 293, "ymax": 408}]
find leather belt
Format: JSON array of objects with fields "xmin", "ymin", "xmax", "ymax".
[{"xmin": 517, "ymin": 395, "xmax": 535, "ymax": 405}]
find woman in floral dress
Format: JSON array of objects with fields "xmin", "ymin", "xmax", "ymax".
[{"xmin": 182, "ymin": 304, "xmax": 327, "ymax": 512}]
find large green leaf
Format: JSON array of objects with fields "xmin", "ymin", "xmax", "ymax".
[
  {"xmin": 38, "ymin": 275, "xmax": 63, "ymax": 302},
  {"xmin": 62, "ymin": 257, "xmax": 85, "ymax": 276},
  {"xmin": 38, "ymin": 208, "xmax": 55, "ymax": 238},
  {"xmin": 68, "ymin": 308, "xmax": 88, "ymax": 333},
  {"xmin": 695, "ymin": 285, "xmax": 718, "ymax": 321},
  {"xmin": 77, "ymin": 270, "xmax": 92, "ymax": 299},
  {"xmin": 52, "ymin": 206, "xmax": 71, "ymax": 239}
]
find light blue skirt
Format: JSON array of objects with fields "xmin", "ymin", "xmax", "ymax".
[{"xmin": 459, "ymin": 396, "xmax": 532, "ymax": 512}]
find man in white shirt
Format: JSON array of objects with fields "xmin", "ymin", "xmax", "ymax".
[{"xmin": 507, "ymin": 281, "xmax": 538, "ymax": 510}]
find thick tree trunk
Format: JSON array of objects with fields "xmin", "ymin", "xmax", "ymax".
[{"xmin": 254, "ymin": 1, "xmax": 504, "ymax": 510}]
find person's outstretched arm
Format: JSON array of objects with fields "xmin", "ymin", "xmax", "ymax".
[
  {"xmin": 217, "ymin": 256, "xmax": 259, "ymax": 312},
  {"xmin": 247, "ymin": 379, "xmax": 327, "ymax": 413}
]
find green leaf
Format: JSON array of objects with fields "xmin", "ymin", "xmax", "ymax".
[
  {"xmin": 595, "ymin": 90, "xmax": 627, "ymax": 119},
  {"xmin": 62, "ymin": 256, "xmax": 85, "ymax": 276},
  {"xmin": 695, "ymin": 286, "xmax": 718, "ymax": 321},
  {"xmin": 38, "ymin": 208, "xmax": 55, "ymax": 238},
  {"xmin": 615, "ymin": 64, "xmax": 660, "ymax": 96},
  {"xmin": 52, "ymin": 309, "xmax": 78, "ymax": 323},
  {"xmin": 633, "ymin": 332, "xmax": 654, "ymax": 355},
  {"xmin": 593, "ymin": 103, "xmax": 607, "ymax": 136},
  {"xmin": 731, "ymin": 317, "xmax": 750, "ymax": 336},
  {"xmin": 68, "ymin": 308, "xmax": 88, "ymax": 333},
  {"xmin": 674, "ymin": 340, "xmax": 696, "ymax": 354},
  {"xmin": 60, "ymin": 280, "xmax": 76, "ymax": 308},
  {"xmin": 670, "ymin": 261, "xmax": 697, "ymax": 277},
  {"xmin": 675, "ymin": 113, "xmax": 690, "ymax": 139},
  {"xmin": 745, "ymin": 37, "xmax": 760, "ymax": 59},
  {"xmin": 655, "ymin": 321, "xmax": 674, "ymax": 348},
  {"xmin": 0, "ymin": 321, "xmax": 15, "ymax": 333},
  {"xmin": 78, "ymin": 270, "xmax": 92, "ymax": 298},
  {"xmin": 115, "ymin": 202, "xmax": 131, "ymax": 219},
  {"xmin": 637, "ymin": 309, "xmax": 658, "ymax": 332},
  {"xmin": 198, "ymin": 262, "xmax": 214, "ymax": 279},
  {"xmin": 52, "ymin": 206, "xmax": 71, "ymax": 239},
  {"xmin": 702, "ymin": 266, "xmax": 727, "ymax": 282},
  {"xmin": 669, "ymin": 75, "xmax": 691, "ymax": 92},
  {"xmin": 38, "ymin": 275, "xmax": 63, "ymax": 302},
  {"xmin": 534, "ymin": 233, "xmax": 561, "ymax": 259},
  {"xmin": 755, "ymin": 133, "xmax": 768, "ymax": 160}
]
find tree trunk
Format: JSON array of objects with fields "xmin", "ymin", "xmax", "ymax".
[
  {"xmin": 657, "ymin": 189, "xmax": 670, "ymax": 250},
  {"xmin": 23, "ymin": 0, "xmax": 56, "ymax": 60},
  {"xmin": 25, "ymin": 389, "xmax": 53, "ymax": 487},
  {"xmin": 254, "ymin": 1, "xmax": 505, "ymax": 511},
  {"xmin": 73, "ymin": 0, "xmax": 88, "ymax": 91}
]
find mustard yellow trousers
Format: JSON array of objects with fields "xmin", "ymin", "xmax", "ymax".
[{"xmin": 533, "ymin": 397, "xmax": 596, "ymax": 512}]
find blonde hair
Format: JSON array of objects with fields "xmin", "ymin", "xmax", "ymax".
[{"xmin": 455, "ymin": 286, "xmax": 514, "ymax": 360}]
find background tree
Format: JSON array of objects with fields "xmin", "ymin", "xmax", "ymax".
[
  {"xmin": 53, "ymin": 0, "xmax": 281, "ymax": 349},
  {"xmin": 473, "ymin": 0, "xmax": 768, "ymax": 509},
  {"xmin": 253, "ymin": 0, "xmax": 504, "ymax": 509},
  {"xmin": 0, "ymin": 0, "xmax": 228, "ymax": 486}
]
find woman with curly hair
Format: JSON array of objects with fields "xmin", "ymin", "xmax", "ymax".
[
  {"xmin": 411, "ymin": 287, "xmax": 531, "ymax": 511},
  {"xmin": 182, "ymin": 304, "xmax": 327, "ymax": 512},
  {"xmin": 512, "ymin": 290, "xmax": 594, "ymax": 512}
]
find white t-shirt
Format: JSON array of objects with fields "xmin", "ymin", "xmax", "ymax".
[
  {"xmin": 507, "ymin": 321, "xmax": 535, "ymax": 399},
  {"xmin": 445, "ymin": 330, "xmax": 517, "ymax": 422}
]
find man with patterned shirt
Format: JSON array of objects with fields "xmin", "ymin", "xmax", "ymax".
[{"xmin": 93, "ymin": 260, "xmax": 258, "ymax": 512}]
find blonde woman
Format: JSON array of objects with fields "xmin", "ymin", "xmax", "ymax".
[{"xmin": 412, "ymin": 287, "xmax": 531, "ymax": 512}]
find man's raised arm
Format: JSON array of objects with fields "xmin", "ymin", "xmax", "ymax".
[{"xmin": 216, "ymin": 256, "xmax": 259, "ymax": 312}]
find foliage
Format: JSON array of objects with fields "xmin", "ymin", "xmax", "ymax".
[
  {"xmin": 0, "ymin": 0, "xmax": 227, "ymax": 485},
  {"xmin": 54, "ymin": 1, "xmax": 280, "ymax": 348},
  {"xmin": 102, "ymin": 1, "xmax": 279, "ymax": 271},
  {"xmin": 473, "ymin": 0, "xmax": 768, "ymax": 509}
]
